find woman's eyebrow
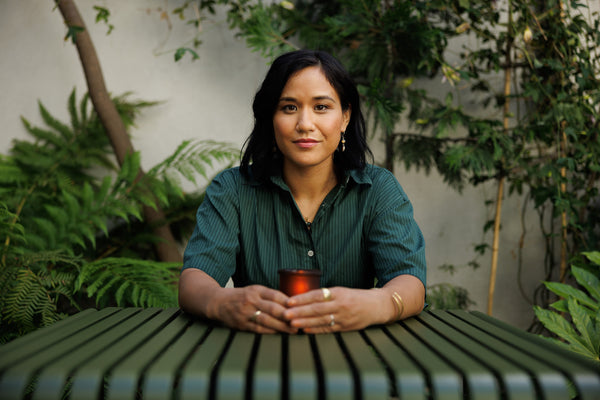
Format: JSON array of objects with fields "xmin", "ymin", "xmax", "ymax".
[
  {"xmin": 313, "ymin": 95, "xmax": 337, "ymax": 102},
  {"xmin": 278, "ymin": 95, "xmax": 337, "ymax": 102}
]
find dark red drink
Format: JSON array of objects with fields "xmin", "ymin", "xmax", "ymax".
[{"xmin": 278, "ymin": 269, "xmax": 322, "ymax": 296}]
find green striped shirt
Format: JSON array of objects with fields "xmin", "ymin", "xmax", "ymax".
[{"xmin": 183, "ymin": 165, "xmax": 426, "ymax": 289}]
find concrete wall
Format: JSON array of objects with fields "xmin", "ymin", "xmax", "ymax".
[{"xmin": 1, "ymin": 0, "xmax": 569, "ymax": 329}]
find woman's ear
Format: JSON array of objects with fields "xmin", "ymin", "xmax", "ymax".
[{"xmin": 342, "ymin": 106, "xmax": 351, "ymax": 131}]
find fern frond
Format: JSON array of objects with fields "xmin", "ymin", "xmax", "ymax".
[
  {"xmin": 0, "ymin": 157, "xmax": 29, "ymax": 185},
  {"xmin": 20, "ymin": 116, "xmax": 67, "ymax": 148},
  {"xmin": 68, "ymin": 88, "xmax": 80, "ymax": 132},
  {"xmin": 17, "ymin": 250, "xmax": 80, "ymax": 268},
  {"xmin": 77, "ymin": 258, "xmax": 179, "ymax": 308},
  {"xmin": 38, "ymin": 101, "xmax": 74, "ymax": 142},
  {"xmin": 2, "ymin": 268, "xmax": 59, "ymax": 331},
  {"xmin": 145, "ymin": 139, "xmax": 238, "ymax": 206}
]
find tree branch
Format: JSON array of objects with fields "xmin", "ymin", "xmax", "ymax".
[{"xmin": 55, "ymin": 0, "xmax": 182, "ymax": 263}]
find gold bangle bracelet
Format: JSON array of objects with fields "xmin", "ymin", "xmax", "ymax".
[{"xmin": 391, "ymin": 292, "xmax": 405, "ymax": 320}]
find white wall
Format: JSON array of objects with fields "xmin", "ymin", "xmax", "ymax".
[{"xmin": 1, "ymin": 0, "xmax": 560, "ymax": 329}]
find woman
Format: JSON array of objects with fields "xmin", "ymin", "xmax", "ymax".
[{"xmin": 179, "ymin": 50, "xmax": 426, "ymax": 334}]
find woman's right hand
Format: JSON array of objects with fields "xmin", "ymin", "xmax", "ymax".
[
  {"xmin": 179, "ymin": 269, "xmax": 297, "ymax": 334},
  {"xmin": 211, "ymin": 285, "xmax": 298, "ymax": 334}
]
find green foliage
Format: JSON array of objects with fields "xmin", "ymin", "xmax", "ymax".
[
  {"xmin": 0, "ymin": 89, "xmax": 238, "ymax": 343},
  {"xmin": 75, "ymin": 258, "xmax": 180, "ymax": 308},
  {"xmin": 426, "ymin": 283, "xmax": 476, "ymax": 310},
  {"xmin": 93, "ymin": 6, "xmax": 114, "ymax": 35},
  {"xmin": 534, "ymin": 252, "xmax": 600, "ymax": 361}
]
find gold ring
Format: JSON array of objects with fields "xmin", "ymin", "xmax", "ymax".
[
  {"xmin": 329, "ymin": 314, "xmax": 335, "ymax": 327},
  {"xmin": 250, "ymin": 310, "xmax": 261, "ymax": 323},
  {"xmin": 322, "ymin": 288, "xmax": 332, "ymax": 301}
]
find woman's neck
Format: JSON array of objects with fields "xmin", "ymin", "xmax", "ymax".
[
  {"xmin": 283, "ymin": 162, "xmax": 338, "ymax": 200},
  {"xmin": 283, "ymin": 162, "xmax": 339, "ymax": 224}
]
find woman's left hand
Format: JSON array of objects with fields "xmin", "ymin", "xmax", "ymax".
[
  {"xmin": 282, "ymin": 287, "xmax": 392, "ymax": 333},
  {"xmin": 282, "ymin": 275, "xmax": 425, "ymax": 333}
]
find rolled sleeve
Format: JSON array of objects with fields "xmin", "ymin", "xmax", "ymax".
[
  {"xmin": 182, "ymin": 169, "xmax": 240, "ymax": 287},
  {"xmin": 367, "ymin": 170, "xmax": 426, "ymax": 288}
]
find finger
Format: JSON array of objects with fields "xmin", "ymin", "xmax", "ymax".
[
  {"xmin": 249, "ymin": 310, "xmax": 298, "ymax": 334},
  {"xmin": 289, "ymin": 313, "xmax": 337, "ymax": 330},
  {"xmin": 256, "ymin": 297, "xmax": 294, "ymax": 322},
  {"xmin": 283, "ymin": 300, "xmax": 333, "ymax": 320},
  {"xmin": 303, "ymin": 325, "xmax": 336, "ymax": 334},
  {"xmin": 259, "ymin": 287, "xmax": 291, "ymax": 306},
  {"xmin": 287, "ymin": 287, "xmax": 333, "ymax": 307}
]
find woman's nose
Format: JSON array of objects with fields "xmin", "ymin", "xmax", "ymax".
[{"xmin": 296, "ymin": 109, "xmax": 315, "ymax": 132}]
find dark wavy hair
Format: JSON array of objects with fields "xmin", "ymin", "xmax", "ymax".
[{"xmin": 240, "ymin": 50, "xmax": 372, "ymax": 181}]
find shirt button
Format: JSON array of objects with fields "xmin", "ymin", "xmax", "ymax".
[{"xmin": 307, "ymin": 250, "xmax": 314, "ymax": 257}]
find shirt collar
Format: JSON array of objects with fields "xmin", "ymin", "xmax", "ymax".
[
  {"xmin": 266, "ymin": 166, "xmax": 373, "ymax": 192},
  {"xmin": 345, "ymin": 167, "xmax": 373, "ymax": 186}
]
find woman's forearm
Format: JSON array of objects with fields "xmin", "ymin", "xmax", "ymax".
[
  {"xmin": 380, "ymin": 274, "xmax": 425, "ymax": 322},
  {"xmin": 178, "ymin": 268, "xmax": 224, "ymax": 319}
]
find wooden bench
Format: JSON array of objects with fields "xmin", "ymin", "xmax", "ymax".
[{"xmin": 0, "ymin": 308, "xmax": 598, "ymax": 399}]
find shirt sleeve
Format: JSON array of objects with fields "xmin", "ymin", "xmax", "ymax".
[
  {"xmin": 182, "ymin": 168, "xmax": 240, "ymax": 287},
  {"xmin": 367, "ymin": 168, "xmax": 426, "ymax": 288}
]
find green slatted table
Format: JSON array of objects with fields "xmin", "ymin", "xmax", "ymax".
[{"xmin": 0, "ymin": 308, "xmax": 598, "ymax": 400}]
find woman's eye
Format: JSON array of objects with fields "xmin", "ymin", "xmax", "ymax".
[
  {"xmin": 315, "ymin": 104, "xmax": 329, "ymax": 111},
  {"xmin": 281, "ymin": 104, "xmax": 297, "ymax": 112}
]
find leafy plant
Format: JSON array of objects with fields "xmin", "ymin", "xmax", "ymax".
[
  {"xmin": 0, "ymin": 89, "xmax": 238, "ymax": 343},
  {"xmin": 534, "ymin": 252, "xmax": 600, "ymax": 361},
  {"xmin": 426, "ymin": 283, "xmax": 476, "ymax": 310}
]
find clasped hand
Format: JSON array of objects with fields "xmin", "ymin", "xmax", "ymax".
[{"xmin": 213, "ymin": 285, "xmax": 390, "ymax": 334}]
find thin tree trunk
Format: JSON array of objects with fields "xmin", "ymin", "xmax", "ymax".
[
  {"xmin": 487, "ymin": 0, "xmax": 513, "ymax": 315},
  {"xmin": 56, "ymin": 0, "xmax": 182, "ymax": 263},
  {"xmin": 488, "ymin": 177, "xmax": 504, "ymax": 315},
  {"xmin": 385, "ymin": 131, "xmax": 395, "ymax": 173},
  {"xmin": 559, "ymin": 127, "xmax": 568, "ymax": 282}
]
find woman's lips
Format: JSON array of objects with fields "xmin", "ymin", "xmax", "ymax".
[{"xmin": 294, "ymin": 139, "xmax": 319, "ymax": 148}]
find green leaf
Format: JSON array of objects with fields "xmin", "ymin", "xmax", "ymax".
[
  {"xmin": 572, "ymin": 266, "xmax": 600, "ymax": 305},
  {"xmin": 534, "ymin": 306, "xmax": 594, "ymax": 358},
  {"xmin": 550, "ymin": 299, "xmax": 568, "ymax": 313},
  {"xmin": 544, "ymin": 281, "xmax": 596, "ymax": 309},
  {"xmin": 174, "ymin": 47, "xmax": 200, "ymax": 62},
  {"xmin": 567, "ymin": 298, "xmax": 597, "ymax": 354},
  {"xmin": 583, "ymin": 252, "xmax": 600, "ymax": 267},
  {"xmin": 64, "ymin": 25, "xmax": 85, "ymax": 44}
]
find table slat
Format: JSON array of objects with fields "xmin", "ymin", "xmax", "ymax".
[
  {"xmin": 106, "ymin": 311, "xmax": 192, "ymax": 400},
  {"xmin": 0, "ymin": 308, "xmax": 100, "ymax": 367},
  {"xmin": 31, "ymin": 308, "xmax": 155, "ymax": 400},
  {"xmin": 362, "ymin": 328, "xmax": 426, "ymax": 400},
  {"xmin": 68, "ymin": 308, "xmax": 180, "ymax": 400},
  {"xmin": 312, "ymin": 334, "xmax": 354, "ymax": 400},
  {"xmin": 457, "ymin": 310, "xmax": 600, "ymax": 400},
  {"xmin": 404, "ymin": 315, "xmax": 500, "ymax": 400},
  {"xmin": 214, "ymin": 331, "xmax": 256, "ymax": 400},
  {"xmin": 141, "ymin": 321, "xmax": 210, "ymax": 400},
  {"xmin": 178, "ymin": 325, "xmax": 232, "ymax": 400},
  {"xmin": 0, "ymin": 308, "xmax": 138, "ymax": 400},
  {"xmin": 338, "ymin": 331, "xmax": 390, "ymax": 400},
  {"xmin": 252, "ymin": 334, "xmax": 283, "ymax": 400},
  {"xmin": 426, "ymin": 311, "xmax": 543, "ymax": 400},
  {"xmin": 287, "ymin": 334, "xmax": 319, "ymax": 400}
]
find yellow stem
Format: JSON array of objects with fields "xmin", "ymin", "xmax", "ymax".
[
  {"xmin": 559, "ymin": 128, "xmax": 568, "ymax": 282},
  {"xmin": 488, "ymin": 177, "xmax": 505, "ymax": 315}
]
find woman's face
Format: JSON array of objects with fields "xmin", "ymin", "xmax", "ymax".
[{"xmin": 273, "ymin": 66, "xmax": 351, "ymax": 174}]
